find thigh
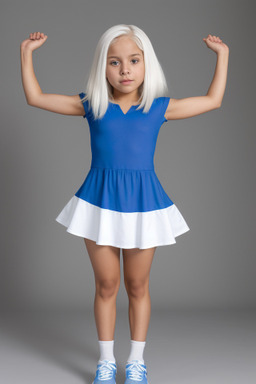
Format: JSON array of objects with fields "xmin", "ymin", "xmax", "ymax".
[
  {"xmin": 122, "ymin": 246, "xmax": 157, "ymax": 282},
  {"xmin": 84, "ymin": 238, "xmax": 121, "ymax": 282}
]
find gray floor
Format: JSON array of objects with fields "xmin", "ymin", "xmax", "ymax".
[{"xmin": 0, "ymin": 309, "xmax": 256, "ymax": 384}]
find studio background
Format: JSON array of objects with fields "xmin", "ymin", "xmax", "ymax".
[{"xmin": 1, "ymin": 0, "xmax": 255, "ymax": 313}]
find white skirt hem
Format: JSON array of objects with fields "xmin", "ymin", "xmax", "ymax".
[{"xmin": 55, "ymin": 196, "xmax": 190, "ymax": 250}]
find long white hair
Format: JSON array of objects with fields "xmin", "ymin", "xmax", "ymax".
[{"xmin": 80, "ymin": 24, "xmax": 169, "ymax": 120}]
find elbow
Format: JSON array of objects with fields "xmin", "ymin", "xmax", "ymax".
[
  {"xmin": 209, "ymin": 96, "xmax": 222, "ymax": 109},
  {"xmin": 213, "ymin": 100, "xmax": 222, "ymax": 109},
  {"xmin": 27, "ymin": 94, "xmax": 42, "ymax": 107},
  {"xmin": 27, "ymin": 98, "xmax": 35, "ymax": 107},
  {"xmin": 26, "ymin": 96, "xmax": 32, "ymax": 106}
]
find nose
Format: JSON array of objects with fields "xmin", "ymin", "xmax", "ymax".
[{"xmin": 120, "ymin": 64, "xmax": 130, "ymax": 75}]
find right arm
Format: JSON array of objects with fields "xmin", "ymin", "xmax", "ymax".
[{"xmin": 20, "ymin": 32, "xmax": 85, "ymax": 117}]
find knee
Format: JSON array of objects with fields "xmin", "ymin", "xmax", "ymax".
[
  {"xmin": 96, "ymin": 278, "xmax": 120, "ymax": 300},
  {"xmin": 125, "ymin": 278, "xmax": 149, "ymax": 299}
]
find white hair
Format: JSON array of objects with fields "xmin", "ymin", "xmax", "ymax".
[{"xmin": 80, "ymin": 24, "xmax": 169, "ymax": 120}]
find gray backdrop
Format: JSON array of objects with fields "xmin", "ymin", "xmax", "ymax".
[{"xmin": 1, "ymin": 0, "xmax": 255, "ymax": 312}]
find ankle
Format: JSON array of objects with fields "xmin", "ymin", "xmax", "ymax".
[
  {"xmin": 127, "ymin": 339, "xmax": 146, "ymax": 364},
  {"xmin": 98, "ymin": 339, "xmax": 116, "ymax": 363}
]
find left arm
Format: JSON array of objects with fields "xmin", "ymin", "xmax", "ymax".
[{"xmin": 165, "ymin": 34, "xmax": 229, "ymax": 120}]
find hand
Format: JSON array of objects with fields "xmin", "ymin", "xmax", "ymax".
[
  {"xmin": 20, "ymin": 32, "xmax": 48, "ymax": 53},
  {"xmin": 203, "ymin": 34, "xmax": 229, "ymax": 54}
]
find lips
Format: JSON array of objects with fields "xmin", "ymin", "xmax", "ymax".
[{"xmin": 121, "ymin": 79, "xmax": 133, "ymax": 83}]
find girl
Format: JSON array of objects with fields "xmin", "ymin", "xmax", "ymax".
[{"xmin": 20, "ymin": 24, "xmax": 229, "ymax": 384}]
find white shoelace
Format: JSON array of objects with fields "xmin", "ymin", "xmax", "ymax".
[
  {"xmin": 97, "ymin": 360, "xmax": 116, "ymax": 380},
  {"xmin": 126, "ymin": 360, "xmax": 147, "ymax": 381}
]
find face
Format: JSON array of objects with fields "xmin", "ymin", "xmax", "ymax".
[{"xmin": 106, "ymin": 36, "xmax": 145, "ymax": 100}]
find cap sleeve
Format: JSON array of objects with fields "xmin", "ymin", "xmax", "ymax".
[
  {"xmin": 78, "ymin": 92, "xmax": 88, "ymax": 119},
  {"xmin": 160, "ymin": 97, "xmax": 171, "ymax": 124}
]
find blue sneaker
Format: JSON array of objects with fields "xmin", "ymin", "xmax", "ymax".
[
  {"xmin": 92, "ymin": 359, "xmax": 117, "ymax": 384},
  {"xmin": 125, "ymin": 360, "xmax": 148, "ymax": 383}
]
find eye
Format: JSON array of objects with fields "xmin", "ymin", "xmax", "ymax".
[
  {"xmin": 131, "ymin": 59, "xmax": 139, "ymax": 64},
  {"xmin": 110, "ymin": 60, "xmax": 119, "ymax": 66}
]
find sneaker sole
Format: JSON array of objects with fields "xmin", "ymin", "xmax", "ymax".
[
  {"xmin": 91, "ymin": 376, "xmax": 117, "ymax": 383},
  {"xmin": 92, "ymin": 381, "xmax": 117, "ymax": 384}
]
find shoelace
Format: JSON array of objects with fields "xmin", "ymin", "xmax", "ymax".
[
  {"xmin": 97, "ymin": 360, "xmax": 116, "ymax": 381},
  {"xmin": 126, "ymin": 360, "xmax": 147, "ymax": 381}
]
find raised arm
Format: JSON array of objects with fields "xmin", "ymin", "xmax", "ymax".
[
  {"xmin": 20, "ymin": 32, "xmax": 85, "ymax": 117},
  {"xmin": 165, "ymin": 34, "xmax": 229, "ymax": 120}
]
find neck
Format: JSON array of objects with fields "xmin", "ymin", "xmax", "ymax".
[{"xmin": 111, "ymin": 90, "xmax": 140, "ymax": 104}]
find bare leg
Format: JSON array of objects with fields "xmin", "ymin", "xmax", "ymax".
[
  {"xmin": 84, "ymin": 238, "xmax": 121, "ymax": 341},
  {"xmin": 123, "ymin": 247, "xmax": 156, "ymax": 341}
]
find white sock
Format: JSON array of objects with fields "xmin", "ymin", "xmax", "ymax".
[
  {"xmin": 98, "ymin": 340, "xmax": 116, "ymax": 363},
  {"xmin": 127, "ymin": 339, "xmax": 146, "ymax": 364}
]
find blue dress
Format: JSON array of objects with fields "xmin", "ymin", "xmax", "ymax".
[{"xmin": 55, "ymin": 92, "xmax": 190, "ymax": 249}]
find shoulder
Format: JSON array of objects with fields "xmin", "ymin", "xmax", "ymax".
[
  {"xmin": 153, "ymin": 96, "xmax": 171, "ymax": 109},
  {"xmin": 155, "ymin": 96, "xmax": 171, "ymax": 115},
  {"xmin": 78, "ymin": 92, "xmax": 91, "ymax": 119}
]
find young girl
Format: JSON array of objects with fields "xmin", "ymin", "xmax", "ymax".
[{"xmin": 20, "ymin": 24, "xmax": 229, "ymax": 384}]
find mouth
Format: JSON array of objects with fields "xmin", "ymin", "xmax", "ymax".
[{"xmin": 120, "ymin": 80, "xmax": 133, "ymax": 84}]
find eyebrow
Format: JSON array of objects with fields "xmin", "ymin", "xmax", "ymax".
[{"xmin": 107, "ymin": 53, "xmax": 142, "ymax": 59}]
